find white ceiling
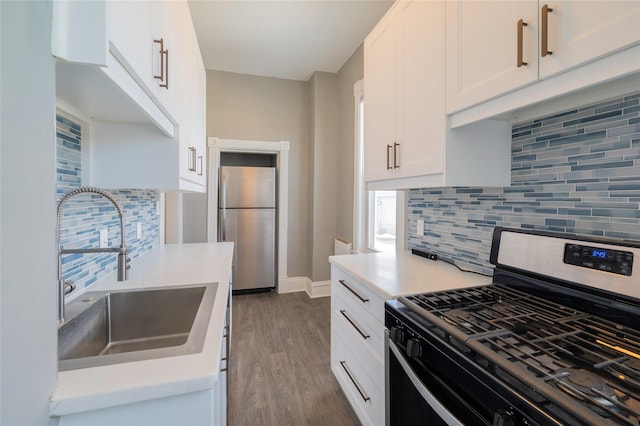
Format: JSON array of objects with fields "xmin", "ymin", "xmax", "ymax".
[{"xmin": 188, "ymin": 0, "xmax": 394, "ymax": 81}]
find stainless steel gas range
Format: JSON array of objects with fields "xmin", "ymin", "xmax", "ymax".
[{"xmin": 385, "ymin": 227, "xmax": 640, "ymax": 426}]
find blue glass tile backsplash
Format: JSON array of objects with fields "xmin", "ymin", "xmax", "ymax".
[
  {"xmin": 56, "ymin": 114, "xmax": 159, "ymax": 291},
  {"xmin": 408, "ymin": 91, "xmax": 640, "ymax": 276}
]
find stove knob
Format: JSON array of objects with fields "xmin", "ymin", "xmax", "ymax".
[
  {"xmin": 406, "ymin": 339, "xmax": 422, "ymax": 358},
  {"xmin": 389, "ymin": 326, "xmax": 405, "ymax": 343}
]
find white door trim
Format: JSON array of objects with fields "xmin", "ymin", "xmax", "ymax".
[{"xmin": 207, "ymin": 137, "xmax": 290, "ymax": 286}]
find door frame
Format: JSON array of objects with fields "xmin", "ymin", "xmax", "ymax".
[{"xmin": 207, "ymin": 137, "xmax": 290, "ymax": 288}]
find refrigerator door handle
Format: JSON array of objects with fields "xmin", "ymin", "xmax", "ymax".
[{"xmin": 221, "ymin": 176, "xmax": 227, "ymax": 241}]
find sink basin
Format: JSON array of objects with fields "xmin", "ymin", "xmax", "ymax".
[{"xmin": 58, "ymin": 283, "xmax": 218, "ymax": 371}]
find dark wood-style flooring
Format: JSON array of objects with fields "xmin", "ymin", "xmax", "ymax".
[{"xmin": 229, "ymin": 291, "xmax": 360, "ymax": 426}]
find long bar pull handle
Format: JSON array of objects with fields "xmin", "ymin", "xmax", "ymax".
[
  {"xmin": 340, "ymin": 361, "xmax": 370, "ymax": 402},
  {"xmin": 393, "ymin": 142, "xmax": 400, "ymax": 169},
  {"xmin": 541, "ymin": 4, "xmax": 553, "ymax": 57},
  {"xmin": 188, "ymin": 147, "xmax": 196, "ymax": 172},
  {"xmin": 161, "ymin": 48, "xmax": 169, "ymax": 89},
  {"xmin": 153, "ymin": 38, "xmax": 164, "ymax": 82},
  {"xmin": 340, "ymin": 310, "xmax": 370, "ymax": 340},
  {"xmin": 517, "ymin": 19, "xmax": 528, "ymax": 67},
  {"xmin": 386, "ymin": 144, "xmax": 393, "ymax": 170},
  {"xmin": 338, "ymin": 279, "xmax": 369, "ymax": 303}
]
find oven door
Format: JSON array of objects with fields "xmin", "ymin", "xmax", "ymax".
[{"xmin": 386, "ymin": 333, "xmax": 464, "ymax": 426}]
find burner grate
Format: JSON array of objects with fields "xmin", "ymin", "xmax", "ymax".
[{"xmin": 403, "ymin": 285, "xmax": 640, "ymax": 425}]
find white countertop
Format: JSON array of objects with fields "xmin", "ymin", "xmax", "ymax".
[
  {"xmin": 50, "ymin": 242, "xmax": 234, "ymax": 417},
  {"xmin": 329, "ymin": 251, "xmax": 492, "ymax": 299}
]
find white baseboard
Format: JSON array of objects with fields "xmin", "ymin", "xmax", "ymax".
[
  {"xmin": 278, "ymin": 276, "xmax": 331, "ymax": 298},
  {"xmin": 306, "ymin": 279, "xmax": 331, "ymax": 298},
  {"xmin": 278, "ymin": 276, "xmax": 307, "ymax": 294}
]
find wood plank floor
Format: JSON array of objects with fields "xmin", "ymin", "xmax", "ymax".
[{"xmin": 229, "ymin": 291, "xmax": 360, "ymax": 426}]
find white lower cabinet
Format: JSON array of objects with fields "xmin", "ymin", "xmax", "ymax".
[
  {"xmin": 57, "ymin": 390, "xmax": 218, "ymax": 426},
  {"xmin": 331, "ymin": 265, "xmax": 386, "ymax": 425}
]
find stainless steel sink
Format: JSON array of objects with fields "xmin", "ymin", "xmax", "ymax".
[{"xmin": 58, "ymin": 283, "xmax": 218, "ymax": 371}]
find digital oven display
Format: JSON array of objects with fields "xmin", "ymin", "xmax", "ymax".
[
  {"xmin": 564, "ymin": 243, "xmax": 633, "ymax": 276},
  {"xmin": 591, "ymin": 249, "xmax": 608, "ymax": 259}
]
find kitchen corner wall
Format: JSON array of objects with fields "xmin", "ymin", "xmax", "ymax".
[
  {"xmin": 408, "ymin": 91, "xmax": 640, "ymax": 276},
  {"xmin": 56, "ymin": 114, "xmax": 159, "ymax": 291}
]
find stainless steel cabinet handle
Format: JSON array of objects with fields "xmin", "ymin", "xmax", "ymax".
[
  {"xmin": 340, "ymin": 361, "xmax": 370, "ymax": 402},
  {"xmin": 541, "ymin": 4, "xmax": 553, "ymax": 57},
  {"xmin": 340, "ymin": 309, "xmax": 370, "ymax": 340},
  {"xmin": 153, "ymin": 38, "xmax": 169, "ymax": 89},
  {"xmin": 517, "ymin": 19, "xmax": 528, "ymax": 67},
  {"xmin": 338, "ymin": 279, "xmax": 369, "ymax": 303},
  {"xmin": 386, "ymin": 144, "xmax": 393, "ymax": 170},
  {"xmin": 188, "ymin": 146, "xmax": 196, "ymax": 172},
  {"xmin": 393, "ymin": 142, "xmax": 400, "ymax": 169}
]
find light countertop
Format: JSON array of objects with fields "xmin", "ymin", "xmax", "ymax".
[
  {"xmin": 329, "ymin": 251, "xmax": 492, "ymax": 299},
  {"xmin": 50, "ymin": 242, "xmax": 234, "ymax": 417}
]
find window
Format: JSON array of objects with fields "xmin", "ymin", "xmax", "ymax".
[
  {"xmin": 369, "ymin": 190, "xmax": 396, "ymax": 252},
  {"xmin": 353, "ymin": 80, "xmax": 405, "ymax": 253}
]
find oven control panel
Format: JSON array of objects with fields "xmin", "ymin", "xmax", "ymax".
[{"xmin": 564, "ymin": 243, "xmax": 634, "ymax": 276}]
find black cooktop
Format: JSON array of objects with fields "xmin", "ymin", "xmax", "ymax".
[{"xmin": 397, "ymin": 284, "xmax": 640, "ymax": 425}]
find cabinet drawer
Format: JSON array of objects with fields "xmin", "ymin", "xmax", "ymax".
[
  {"xmin": 332, "ymin": 289, "xmax": 385, "ymax": 363},
  {"xmin": 332, "ymin": 332, "xmax": 384, "ymax": 426},
  {"xmin": 331, "ymin": 266, "xmax": 386, "ymax": 324}
]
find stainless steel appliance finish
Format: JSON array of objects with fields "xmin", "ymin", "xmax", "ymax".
[
  {"xmin": 218, "ymin": 166, "xmax": 277, "ymax": 291},
  {"xmin": 58, "ymin": 283, "xmax": 218, "ymax": 371},
  {"xmin": 385, "ymin": 227, "xmax": 640, "ymax": 426}
]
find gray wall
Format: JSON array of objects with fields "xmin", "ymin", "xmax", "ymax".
[
  {"xmin": 206, "ymin": 70, "xmax": 310, "ymax": 278},
  {"xmin": 200, "ymin": 46, "xmax": 365, "ymax": 281},
  {"xmin": 308, "ymin": 72, "xmax": 339, "ymax": 282},
  {"xmin": 1, "ymin": 2, "xmax": 58, "ymax": 424},
  {"xmin": 336, "ymin": 45, "xmax": 364, "ymax": 243}
]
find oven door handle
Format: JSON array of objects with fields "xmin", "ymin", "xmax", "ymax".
[{"xmin": 388, "ymin": 337, "xmax": 464, "ymax": 426}]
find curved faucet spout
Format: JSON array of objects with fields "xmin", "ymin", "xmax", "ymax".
[{"xmin": 56, "ymin": 187, "xmax": 130, "ymax": 326}]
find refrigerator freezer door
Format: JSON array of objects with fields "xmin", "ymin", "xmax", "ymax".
[
  {"xmin": 220, "ymin": 208, "xmax": 276, "ymax": 291},
  {"xmin": 219, "ymin": 166, "xmax": 276, "ymax": 209}
]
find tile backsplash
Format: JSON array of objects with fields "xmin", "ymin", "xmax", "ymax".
[
  {"xmin": 56, "ymin": 114, "xmax": 159, "ymax": 290},
  {"xmin": 408, "ymin": 91, "xmax": 640, "ymax": 276}
]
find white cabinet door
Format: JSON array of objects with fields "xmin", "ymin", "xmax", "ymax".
[
  {"xmin": 395, "ymin": 1, "xmax": 445, "ymax": 179},
  {"xmin": 446, "ymin": 0, "xmax": 539, "ymax": 113},
  {"xmin": 539, "ymin": 1, "xmax": 640, "ymax": 78},
  {"xmin": 109, "ymin": 1, "xmax": 153, "ymax": 87},
  {"xmin": 151, "ymin": 1, "xmax": 179, "ymax": 118},
  {"xmin": 177, "ymin": 1, "xmax": 207, "ymax": 191},
  {"xmin": 364, "ymin": 10, "xmax": 396, "ymax": 182}
]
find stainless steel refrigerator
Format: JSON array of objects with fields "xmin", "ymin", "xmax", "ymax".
[{"xmin": 218, "ymin": 166, "xmax": 277, "ymax": 292}]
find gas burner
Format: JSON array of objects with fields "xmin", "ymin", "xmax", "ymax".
[{"xmin": 554, "ymin": 368, "xmax": 618, "ymax": 408}]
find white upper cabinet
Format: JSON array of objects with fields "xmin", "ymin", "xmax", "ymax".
[
  {"xmin": 55, "ymin": 0, "xmax": 207, "ymax": 193},
  {"xmin": 108, "ymin": 1, "xmax": 153, "ymax": 88},
  {"xmin": 363, "ymin": 9, "xmax": 396, "ymax": 182},
  {"xmin": 539, "ymin": 1, "xmax": 640, "ymax": 78},
  {"xmin": 446, "ymin": 1, "xmax": 640, "ymax": 118},
  {"xmin": 150, "ymin": 1, "xmax": 179, "ymax": 118},
  {"xmin": 445, "ymin": 1, "xmax": 539, "ymax": 114},
  {"xmin": 365, "ymin": 1, "xmax": 445, "ymax": 184},
  {"xmin": 177, "ymin": 2, "xmax": 207, "ymax": 190},
  {"xmin": 364, "ymin": 1, "xmax": 510, "ymax": 190}
]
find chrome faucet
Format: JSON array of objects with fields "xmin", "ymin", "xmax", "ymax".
[{"xmin": 56, "ymin": 187, "xmax": 130, "ymax": 326}]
